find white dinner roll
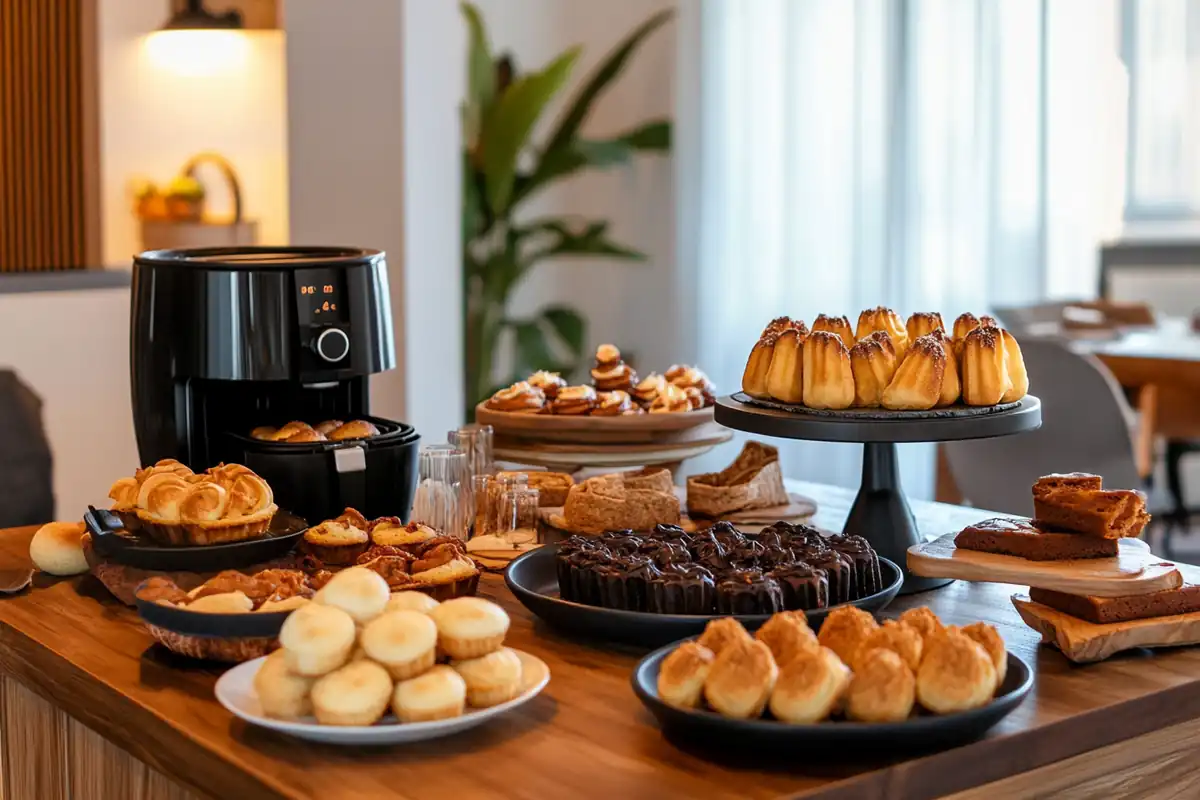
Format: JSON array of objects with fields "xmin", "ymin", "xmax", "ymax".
[
  {"xmin": 29, "ymin": 521, "xmax": 89, "ymax": 576},
  {"xmin": 313, "ymin": 566, "xmax": 390, "ymax": 623}
]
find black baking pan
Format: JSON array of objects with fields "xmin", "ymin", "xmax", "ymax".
[
  {"xmin": 134, "ymin": 585, "xmax": 295, "ymax": 638},
  {"xmin": 632, "ymin": 639, "xmax": 1032, "ymax": 751},
  {"xmin": 84, "ymin": 507, "xmax": 308, "ymax": 572},
  {"xmin": 505, "ymin": 545, "xmax": 903, "ymax": 648}
]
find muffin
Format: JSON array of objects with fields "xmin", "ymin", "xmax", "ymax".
[
  {"xmin": 453, "ymin": 646, "xmax": 524, "ymax": 708},
  {"xmin": 392, "ymin": 665, "xmax": 467, "ymax": 722},
  {"xmin": 801, "ymin": 547, "xmax": 852, "ymax": 605},
  {"xmin": 311, "ymin": 660, "xmax": 394, "ymax": 726},
  {"xmin": 826, "ymin": 534, "xmax": 883, "ymax": 598},
  {"xmin": 371, "ymin": 520, "xmax": 440, "ymax": 548},
  {"xmin": 314, "ymin": 567, "xmax": 391, "ymax": 623},
  {"xmin": 767, "ymin": 563, "xmax": 828, "ymax": 611},
  {"xmin": 279, "ymin": 603, "xmax": 358, "ymax": 677},
  {"xmin": 657, "ymin": 641, "xmax": 715, "ymax": 709},
  {"xmin": 428, "ymin": 597, "xmax": 511, "ymax": 660},
  {"xmin": 302, "ymin": 518, "xmax": 371, "ymax": 566},
  {"xmin": 714, "ymin": 569, "xmax": 785, "ymax": 615},
  {"xmin": 646, "ymin": 564, "xmax": 717, "ymax": 615},
  {"xmin": 254, "ymin": 650, "xmax": 316, "ymax": 720},
  {"xmin": 360, "ymin": 610, "xmax": 439, "ymax": 680},
  {"xmin": 595, "ymin": 556, "xmax": 662, "ymax": 612},
  {"xmin": 385, "ymin": 591, "xmax": 441, "ymax": 615}
]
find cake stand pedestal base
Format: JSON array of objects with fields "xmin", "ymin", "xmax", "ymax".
[{"xmin": 845, "ymin": 442, "xmax": 953, "ymax": 595}]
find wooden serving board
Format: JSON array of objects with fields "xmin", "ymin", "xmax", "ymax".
[
  {"xmin": 1012, "ymin": 594, "xmax": 1200, "ymax": 663},
  {"xmin": 908, "ymin": 532, "xmax": 1181, "ymax": 597},
  {"xmin": 712, "ymin": 493, "xmax": 818, "ymax": 525},
  {"xmin": 476, "ymin": 402, "xmax": 715, "ymax": 444}
]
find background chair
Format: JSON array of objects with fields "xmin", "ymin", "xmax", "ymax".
[{"xmin": 944, "ymin": 339, "xmax": 1142, "ymax": 516}]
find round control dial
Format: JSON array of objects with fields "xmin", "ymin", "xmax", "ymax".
[{"xmin": 315, "ymin": 328, "xmax": 350, "ymax": 363}]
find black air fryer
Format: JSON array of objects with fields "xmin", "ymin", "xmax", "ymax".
[{"xmin": 129, "ymin": 246, "xmax": 419, "ymax": 525}]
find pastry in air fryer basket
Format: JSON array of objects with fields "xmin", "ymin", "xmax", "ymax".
[{"xmin": 327, "ymin": 420, "xmax": 380, "ymax": 441}]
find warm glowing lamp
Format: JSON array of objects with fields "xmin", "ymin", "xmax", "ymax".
[{"xmin": 145, "ymin": 1, "xmax": 248, "ymax": 78}]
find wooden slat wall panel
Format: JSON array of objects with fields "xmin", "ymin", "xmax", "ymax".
[{"xmin": 0, "ymin": 0, "xmax": 99, "ymax": 272}]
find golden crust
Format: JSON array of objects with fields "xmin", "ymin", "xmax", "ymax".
[
  {"xmin": 811, "ymin": 314, "xmax": 856, "ymax": 350},
  {"xmin": 916, "ymin": 629, "xmax": 996, "ymax": 714},
  {"xmin": 852, "ymin": 619, "xmax": 923, "ymax": 672},
  {"xmin": 999, "ymin": 329, "xmax": 1029, "ymax": 403},
  {"xmin": 657, "ymin": 641, "xmax": 715, "ymax": 709},
  {"xmin": 952, "ymin": 312, "xmax": 981, "ymax": 342},
  {"xmin": 802, "ymin": 331, "xmax": 855, "ymax": 410},
  {"xmin": 850, "ymin": 338, "xmax": 897, "ymax": 408},
  {"xmin": 703, "ymin": 639, "xmax": 778, "ymax": 719},
  {"xmin": 769, "ymin": 646, "xmax": 851, "ymax": 724},
  {"xmin": 845, "ymin": 648, "xmax": 915, "ymax": 723},
  {"xmin": 925, "ymin": 329, "xmax": 961, "ymax": 407},
  {"xmin": 742, "ymin": 339, "xmax": 776, "ymax": 399},
  {"xmin": 898, "ymin": 606, "xmax": 944, "ymax": 648},
  {"xmin": 961, "ymin": 326, "xmax": 1012, "ymax": 406},
  {"xmin": 755, "ymin": 612, "xmax": 818, "ymax": 667},
  {"xmin": 957, "ymin": 622, "xmax": 1007, "ymax": 691},
  {"xmin": 881, "ymin": 335, "xmax": 945, "ymax": 411},
  {"xmin": 765, "ymin": 328, "xmax": 805, "ymax": 404},
  {"xmin": 487, "ymin": 382, "xmax": 546, "ymax": 413},
  {"xmin": 697, "ymin": 617, "xmax": 752, "ymax": 656},
  {"xmin": 906, "ymin": 311, "xmax": 945, "ymax": 342},
  {"xmin": 856, "ymin": 306, "xmax": 910, "ymax": 359},
  {"xmin": 816, "ymin": 606, "xmax": 878, "ymax": 664}
]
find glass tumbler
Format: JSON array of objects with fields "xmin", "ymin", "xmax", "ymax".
[
  {"xmin": 493, "ymin": 486, "xmax": 541, "ymax": 547},
  {"xmin": 471, "ymin": 473, "xmax": 493, "ymax": 537},
  {"xmin": 413, "ymin": 444, "xmax": 471, "ymax": 541},
  {"xmin": 448, "ymin": 424, "xmax": 494, "ymax": 478}
]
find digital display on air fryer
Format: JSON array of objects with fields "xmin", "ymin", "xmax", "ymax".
[{"xmin": 296, "ymin": 273, "xmax": 347, "ymax": 321}]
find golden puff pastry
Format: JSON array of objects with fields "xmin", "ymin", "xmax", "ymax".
[
  {"xmin": 703, "ymin": 639, "xmax": 778, "ymax": 719},
  {"xmin": 852, "ymin": 619, "xmax": 923, "ymax": 672},
  {"xmin": 755, "ymin": 611, "xmax": 818, "ymax": 667},
  {"xmin": 817, "ymin": 605, "xmax": 879, "ymax": 665},
  {"xmin": 925, "ymin": 329, "xmax": 961, "ymax": 407},
  {"xmin": 697, "ymin": 617, "xmax": 752, "ymax": 657},
  {"xmin": 916, "ymin": 629, "xmax": 997, "ymax": 714},
  {"xmin": 881, "ymin": 335, "xmax": 945, "ymax": 411},
  {"xmin": 952, "ymin": 312, "xmax": 981, "ymax": 343},
  {"xmin": 898, "ymin": 606, "xmax": 944, "ymax": 648},
  {"xmin": 960, "ymin": 326, "xmax": 1012, "ymax": 406},
  {"xmin": 957, "ymin": 622, "xmax": 1007, "ymax": 691},
  {"xmin": 742, "ymin": 330, "xmax": 780, "ymax": 399},
  {"xmin": 811, "ymin": 314, "xmax": 856, "ymax": 350},
  {"xmin": 765, "ymin": 328, "xmax": 806, "ymax": 404},
  {"xmin": 856, "ymin": 307, "xmax": 910, "ymax": 360},
  {"xmin": 768, "ymin": 646, "xmax": 851, "ymax": 724},
  {"xmin": 999, "ymin": 329, "xmax": 1029, "ymax": 403},
  {"xmin": 906, "ymin": 311, "xmax": 945, "ymax": 342},
  {"xmin": 845, "ymin": 648, "xmax": 916, "ymax": 723},
  {"xmin": 657, "ymin": 641, "xmax": 715, "ymax": 709},
  {"xmin": 849, "ymin": 337, "xmax": 897, "ymax": 408},
  {"xmin": 802, "ymin": 331, "xmax": 855, "ymax": 410}
]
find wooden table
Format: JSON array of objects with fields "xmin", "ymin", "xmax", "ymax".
[{"xmin": 4, "ymin": 482, "xmax": 1200, "ymax": 799}]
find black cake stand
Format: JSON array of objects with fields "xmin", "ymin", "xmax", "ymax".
[{"xmin": 714, "ymin": 394, "xmax": 1042, "ymax": 594}]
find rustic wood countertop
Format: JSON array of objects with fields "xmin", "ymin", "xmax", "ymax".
[{"xmin": 2, "ymin": 481, "xmax": 1200, "ymax": 800}]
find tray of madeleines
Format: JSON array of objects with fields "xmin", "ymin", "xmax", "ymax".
[
  {"xmin": 214, "ymin": 569, "xmax": 550, "ymax": 744},
  {"xmin": 632, "ymin": 606, "xmax": 1032, "ymax": 749},
  {"xmin": 739, "ymin": 309, "xmax": 1030, "ymax": 417},
  {"xmin": 477, "ymin": 345, "xmax": 720, "ymax": 444}
]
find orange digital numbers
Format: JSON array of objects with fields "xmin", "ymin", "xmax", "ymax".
[
  {"xmin": 301, "ymin": 285, "xmax": 317, "ymax": 295},
  {"xmin": 323, "ymin": 284, "xmax": 335, "ymax": 294}
]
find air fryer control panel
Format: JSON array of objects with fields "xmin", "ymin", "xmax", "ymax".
[{"xmin": 295, "ymin": 267, "xmax": 352, "ymax": 371}]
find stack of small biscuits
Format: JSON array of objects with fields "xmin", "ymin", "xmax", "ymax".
[
  {"xmin": 254, "ymin": 567, "xmax": 523, "ymax": 725},
  {"xmin": 657, "ymin": 605, "xmax": 1006, "ymax": 723}
]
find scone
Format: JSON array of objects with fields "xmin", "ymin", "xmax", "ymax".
[
  {"xmin": 898, "ymin": 606, "xmax": 944, "ymax": 648},
  {"xmin": 254, "ymin": 650, "xmax": 316, "ymax": 720},
  {"xmin": 817, "ymin": 606, "xmax": 878, "ymax": 664},
  {"xmin": 916, "ymin": 629, "xmax": 996, "ymax": 714},
  {"xmin": 703, "ymin": 639, "xmax": 778, "ymax": 719},
  {"xmin": 852, "ymin": 619, "xmax": 923, "ymax": 672},
  {"xmin": 360, "ymin": 610, "xmax": 439, "ymax": 680},
  {"xmin": 697, "ymin": 617, "xmax": 752, "ymax": 656},
  {"xmin": 657, "ymin": 641, "xmax": 715, "ymax": 709},
  {"xmin": 279, "ymin": 603, "xmax": 357, "ymax": 676},
  {"xmin": 302, "ymin": 518, "xmax": 371, "ymax": 566},
  {"xmin": 314, "ymin": 567, "xmax": 391, "ymax": 623},
  {"xmin": 845, "ymin": 648, "xmax": 915, "ymax": 723},
  {"xmin": 755, "ymin": 611, "xmax": 818, "ymax": 667},
  {"xmin": 957, "ymin": 622, "xmax": 1007, "ymax": 692},
  {"xmin": 428, "ymin": 597, "xmax": 511, "ymax": 659},
  {"xmin": 311, "ymin": 660, "xmax": 394, "ymax": 726},
  {"xmin": 453, "ymin": 646, "xmax": 524, "ymax": 707},
  {"xmin": 769, "ymin": 646, "xmax": 851, "ymax": 724},
  {"xmin": 385, "ymin": 591, "xmax": 441, "ymax": 615},
  {"xmin": 392, "ymin": 665, "xmax": 467, "ymax": 722}
]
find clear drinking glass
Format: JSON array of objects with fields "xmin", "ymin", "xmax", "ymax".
[
  {"xmin": 413, "ymin": 444, "xmax": 471, "ymax": 541},
  {"xmin": 448, "ymin": 424, "xmax": 494, "ymax": 478},
  {"xmin": 471, "ymin": 473, "xmax": 493, "ymax": 537},
  {"xmin": 493, "ymin": 486, "xmax": 541, "ymax": 546}
]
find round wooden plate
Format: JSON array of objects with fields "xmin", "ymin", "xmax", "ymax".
[{"xmin": 476, "ymin": 402, "xmax": 716, "ymax": 445}]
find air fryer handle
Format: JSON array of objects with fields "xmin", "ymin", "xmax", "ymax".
[{"xmin": 333, "ymin": 446, "xmax": 368, "ymax": 513}]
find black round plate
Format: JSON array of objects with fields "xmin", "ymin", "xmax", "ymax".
[
  {"xmin": 632, "ymin": 640, "xmax": 1032, "ymax": 750},
  {"xmin": 135, "ymin": 589, "xmax": 293, "ymax": 638},
  {"xmin": 88, "ymin": 510, "xmax": 308, "ymax": 572},
  {"xmin": 504, "ymin": 545, "xmax": 903, "ymax": 648},
  {"xmin": 715, "ymin": 394, "xmax": 1042, "ymax": 443}
]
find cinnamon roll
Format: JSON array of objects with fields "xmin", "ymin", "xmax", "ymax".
[
  {"xmin": 486, "ymin": 381, "xmax": 546, "ymax": 414},
  {"xmin": 960, "ymin": 326, "xmax": 1011, "ymax": 406},
  {"xmin": 552, "ymin": 385, "xmax": 598, "ymax": 415},
  {"xmin": 905, "ymin": 311, "xmax": 945, "ymax": 342},
  {"xmin": 811, "ymin": 314, "xmax": 855, "ymax": 351},
  {"xmin": 765, "ymin": 328, "xmax": 806, "ymax": 404},
  {"xmin": 881, "ymin": 334, "xmax": 946, "ymax": 410},
  {"xmin": 802, "ymin": 331, "xmax": 855, "ymax": 410},
  {"xmin": 855, "ymin": 307, "xmax": 909, "ymax": 359}
]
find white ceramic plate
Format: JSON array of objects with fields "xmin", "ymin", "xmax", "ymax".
[{"xmin": 215, "ymin": 648, "xmax": 550, "ymax": 744}]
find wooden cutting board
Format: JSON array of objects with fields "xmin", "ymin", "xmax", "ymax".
[
  {"xmin": 1012, "ymin": 594, "xmax": 1200, "ymax": 663},
  {"xmin": 907, "ymin": 532, "xmax": 1180, "ymax": 597}
]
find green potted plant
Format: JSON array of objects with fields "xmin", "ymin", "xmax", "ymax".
[{"xmin": 460, "ymin": 3, "xmax": 673, "ymax": 418}]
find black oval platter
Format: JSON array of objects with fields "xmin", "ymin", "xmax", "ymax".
[
  {"xmin": 134, "ymin": 589, "xmax": 293, "ymax": 638},
  {"xmin": 632, "ymin": 639, "xmax": 1032, "ymax": 749},
  {"xmin": 505, "ymin": 544, "xmax": 903, "ymax": 648}
]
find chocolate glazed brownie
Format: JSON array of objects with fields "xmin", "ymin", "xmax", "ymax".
[{"xmin": 955, "ymin": 518, "xmax": 1119, "ymax": 561}]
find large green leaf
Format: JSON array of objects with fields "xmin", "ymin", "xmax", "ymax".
[
  {"xmin": 480, "ymin": 48, "xmax": 580, "ymax": 215},
  {"xmin": 517, "ymin": 219, "xmax": 647, "ymax": 265},
  {"xmin": 461, "ymin": 3, "xmax": 494, "ymax": 149},
  {"xmin": 511, "ymin": 319, "xmax": 558, "ymax": 376},
  {"xmin": 526, "ymin": 10, "xmax": 674, "ymax": 190},
  {"xmin": 540, "ymin": 305, "xmax": 586, "ymax": 359}
]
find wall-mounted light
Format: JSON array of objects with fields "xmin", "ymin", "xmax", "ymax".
[{"xmin": 144, "ymin": 1, "xmax": 248, "ymax": 78}]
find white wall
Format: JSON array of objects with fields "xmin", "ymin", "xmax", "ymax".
[
  {"xmin": 285, "ymin": 0, "xmax": 464, "ymax": 440},
  {"xmin": 471, "ymin": 0, "xmax": 680, "ymax": 377},
  {"xmin": 0, "ymin": 289, "xmax": 137, "ymax": 518}
]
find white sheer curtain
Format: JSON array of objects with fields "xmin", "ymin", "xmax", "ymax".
[{"xmin": 681, "ymin": 0, "xmax": 1125, "ymax": 497}]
